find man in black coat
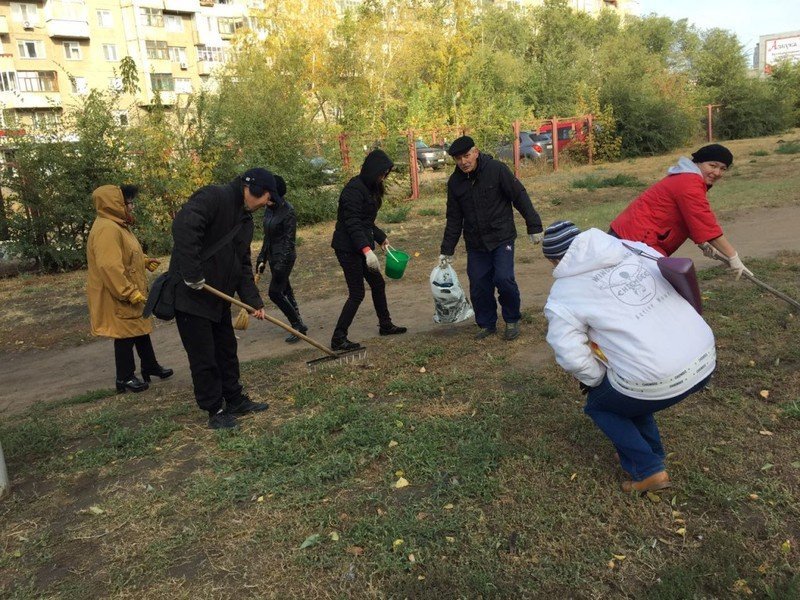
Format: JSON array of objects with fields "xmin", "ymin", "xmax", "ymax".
[
  {"xmin": 171, "ymin": 168, "xmax": 274, "ymax": 429},
  {"xmin": 439, "ymin": 136, "xmax": 543, "ymax": 341}
]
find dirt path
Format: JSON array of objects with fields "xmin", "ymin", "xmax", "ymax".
[{"xmin": 2, "ymin": 204, "xmax": 799, "ymax": 416}]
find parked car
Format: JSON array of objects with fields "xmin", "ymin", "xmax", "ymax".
[
  {"xmin": 309, "ymin": 156, "xmax": 340, "ymax": 184},
  {"xmin": 537, "ymin": 119, "xmax": 587, "ymax": 153},
  {"xmin": 414, "ymin": 140, "xmax": 448, "ymax": 172},
  {"xmin": 496, "ymin": 131, "xmax": 548, "ymax": 161}
]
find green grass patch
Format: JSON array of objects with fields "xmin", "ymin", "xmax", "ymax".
[
  {"xmin": 417, "ymin": 208, "xmax": 440, "ymax": 217},
  {"xmin": 381, "ymin": 204, "xmax": 411, "ymax": 223},
  {"xmin": 571, "ymin": 173, "xmax": 645, "ymax": 190},
  {"xmin": 750, "ymin": 149, "xmax": 770, "ymax": 156},
  {"xmin": 775, "ymin": 140, "xmax": 800, "ymax": 154}
]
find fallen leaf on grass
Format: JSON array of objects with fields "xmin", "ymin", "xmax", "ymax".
[
  {"xmin": 388, "ymin": 440, "xmax": 398, "ymax": 448},
  {"xmin": 646, "ymin": 492, "xmax": 662, "ymax": 503},
  {"xmin": 445, "ymin": 536, "xmax": 455, "ymax": 543},
  {"xmin": 395, "ymin": 477, "xmax": 410, "ymax": 489},
  {"xmin": 759, "ymin": 430, "xmax": 774, "ymax": 436},
  {"xmin": 607, "ymin": 559, "xmax": 616, "ymax": 569},
  {"xmin": 612, "ymin": 554, "xmax": 626, "ymax": 560},
  {"xmin": 443, "ymin": 503, "xmax": 454, "ymax": 510},
  {"xmin": 393, "ymin": 539, "xmax": 404, "ymax": 550},
  {"xmin": 781, "ymin": 540, "xmax": 791, "ymax": 554},
  {"xmin": 408, "ymin": 553, "xmax": 416, "ymax": 562},
  {"xmin": 414, "ymin": 252, "xmax": 420, "ymax": 258},
  {"xmin": 570, "ymin": 472, "xmax": 577, "ymax": 481},
  {"xmin": 367, "ymin": 393, "xmax": 374, "ymax": 399},
  {"xmin": 395, "ymin": 469, "xmax": 404, "ymax": 477},
  {"xmin": 419, "ymin": 367, "xmax": 427, "ymax": 373},
  {"xmin": 675, "ymin": 528, "xmax": 686, "ymax": 537},
  {"xmin": 759, "ymin": 390, "xmax": 770, "ymax": 399},
  {"xmin": 346, "ymin": 546, "xmax": 364, "ymax": 556},
  {"xmin": 731, "ymin": 579, "xmax": 753, "ymax": 595},
  {"xmin": 256, "ymin": 496, "xmax": 265, "ymax": 503},
  {"xmin": 760, "ymin": 463, "xmax": 774, "ymax": 472},
  {"xmin": 86, "ymin": 506, "xmax": 105, "ymax": 516},
  {"xmin": 329, "ymin": 532, "xmax": 340, "ymax": 541},
  {"xmin": 300, "ymin": 534, "xmax": 320, "ymax": 549}
]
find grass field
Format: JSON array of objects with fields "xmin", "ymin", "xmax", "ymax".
[{"xmin": 1, "ymin": 132, "xmax": 799, "ymax": 598}]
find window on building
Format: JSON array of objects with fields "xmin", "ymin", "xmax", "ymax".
[
  {"xmin": 108, "ymin": 77, "xmax": 123, "ymax": 91},
  {"xmin": 197, "ymin": 45, "xmax": 227, "ymax": 62},
  {"xmin": 174, "ymin": 78, "xmax": 192, "ymax": 93},
  {"xmin": 96, "ymin": 9, "xmax": 112, "ymax": 27},
  {"xmin": 150, "ymin": 73, "xmax": 174, "ymax": 92},
  {"xmin": 113, "ymin": 111, "xmax": 128, "ymax": 126},
  {"xmin": 164, "ymin": 14, "xmax": 182, "ymax": 32},
  {"xmin": 168, "ymin": 46, "xmax": 187, "ymax": 63},
  {"xmin": 0, "ymin": 72, "xmax": 16, "ymax": 92},
  {"xmin": 63, "ymin": 42, "xmax": 81, "ymax": 60},
  {"xmin": 145, "ymin": 40, "xmax": 169, "ymax": 60},
  {"xmin": 10, "ymin": 3, "xmax": 38, "ymax": 23},
  {"xmin": 70, "ymin": 76, "xmax": 88, "ymax": 94},
  {"xmin": 102, "ymin": 44, "xmax": 118, "ymax": 61},
  {"xmin": 17, "ymin": 71, "xmax": 58, "ymax": 92},
  {"xmin": 17, "ymin": 40, "xmax": 44, "ymax": 59},
  {"xmin": 217, "ymin": 17, "xmax": 243, "ymax": 35},
  {"xmin": 32, "ymin": 111, "xmax": 61, "ymax": 128},
  {"xmin": 140, "ymin": 7, "xmax": 163, "ymax": 27}
]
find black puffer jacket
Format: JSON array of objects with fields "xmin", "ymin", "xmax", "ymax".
[
  {"xmin": 256, "ymin": 197, "xmax": 297, "ymax": 271},
  {"xmin": 331, "ymin": 149, "xmax": 393, "ymax": 254},
  {"xmin": 171, "ymin": 178, "xmax": 263, "ymax": 322},
  {"xmin": 440, "ymin": 152, "xmax": 542, "ymax": 255}
]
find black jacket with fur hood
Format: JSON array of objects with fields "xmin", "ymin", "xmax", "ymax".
[{"xmin": 331, "ymin": 149, "xmax": 394, "ymax": 254}]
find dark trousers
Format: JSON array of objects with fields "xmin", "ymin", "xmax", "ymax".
[
  {"xmin": 333, "ymin": 249, "xmax": 392, "ymax": 340},
  {"xmin": 466, "ymin": 241, "xmax": 521, "ymax": 329},
  {"xmin": 268, "ymin": 259, "xmax": 302, "ymax": 325},
  {"xmin": 175, "ymin": 308, "xmax": 242, "ymax": 415},
  {"xmin": 114, "ymin": 334, "xmax": 159, "ymax": 381}
]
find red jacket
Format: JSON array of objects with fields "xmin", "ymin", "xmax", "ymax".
[{"xmin": 611, "ymin": 160, "xmax": 723, "ymax": 256}]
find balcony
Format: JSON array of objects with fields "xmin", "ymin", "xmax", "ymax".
[
  {"xmin": 163, "ymin": 0, "xmax": 201, "ymax": 13},
  {"xmin": 0, "ymin": 15, "xmax": 8, "ymax": 34},
  {"xmin": 197, "ymin": 60, "xmax": 220, "ymax": 75},
  {"xmin": 0, "ymin": 91, "xmax": 62, "ymax": 109},
  {"xmin": 0, "ymin": 53, "xmax": 14, "ymax": 70},
  {"xmin": 44, "ymin": 1, "xmax": 90, "ymax": 38}
]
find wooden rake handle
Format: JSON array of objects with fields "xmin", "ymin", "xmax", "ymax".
[
  {"xmin": 202, "ymin": 283, "xmax": 336, "ymax": 357},
  {"xmin": 709, "ymin": 254, "xmax": 800, "ymax": 311}
]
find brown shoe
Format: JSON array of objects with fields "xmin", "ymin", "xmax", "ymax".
[{"xmin": 621, "ymin": 471, "xmax": 671, "ymax": 494}]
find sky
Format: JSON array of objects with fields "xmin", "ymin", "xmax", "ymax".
[{"xmin": 638, "ymin": 0, "xmax": 800, "ymax": 52}]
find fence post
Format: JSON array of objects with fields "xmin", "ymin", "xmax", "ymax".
[
  {"xmin": 587, "ymin": 113, "xmax": 594, "ymax": 166},
  {"xmin": 707, "ymin": 104, "xmax": 713, "ymax": 142},
  {"xmin": 512, "ymin": 120, "xmax": 521, "ymax": 179},
  {"xmin": 551, "ymin": 116, "xmax": 559, "ymax": 172},
  {"xmin": 0, "ymin": 442, "xmax": 8, "ymax": 500},
  {"xmin": 338, "ymin": 132, "xmax": 350, "ymax": 172},
  {"xmin": 407, "ymin": 130, "xmax": 419, "ymax": 200}
]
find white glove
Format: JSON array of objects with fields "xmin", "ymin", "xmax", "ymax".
[
  {"xmin": 364, "ymin": 249, "xmax": 380, "ymax": 271},
  {"xmin": 529, "ymin": 232, "xmax": 543, "ymax": 245},
  {"xmin": 438, "ymin": 254, "xmax": 453, "ymax": 267},
  {"xmin": 727, "ymin": 253, "xmax": 753, "ymax": 281},
  {"xmin": 184, "ymin": 278, "xmax": 206, "ymax": 290},
  {"xmin": 698, "ymin": 242, "xmax": 720, "ymax": 259}
]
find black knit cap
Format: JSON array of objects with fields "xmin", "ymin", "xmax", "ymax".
[
  {"xmin": 242, "ymin": 167, "xmax": 279, "ymax": 196},
  {"xmin": 447, "ymin": 135, "xmax": 475, "ymax": 157},
  {"xmin": 542, "ymin": 220, "xmax": 582, "ymax": 260},
  {"xmin": 691, "ymin": 144, "xmax": 733, "ymax": 167}
]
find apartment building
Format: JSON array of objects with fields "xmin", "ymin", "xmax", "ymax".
[{"xmin": 0, "ymin": 0, "xmax": 263, "ymax": 131}]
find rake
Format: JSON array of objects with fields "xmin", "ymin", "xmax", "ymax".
[
  {"xmin": 709, "ymin": 253, "xmax": 800, "ymax": 311},
  {"xmin": 202, "ymin": 283, "xmax": 367, "ymax": 371}
]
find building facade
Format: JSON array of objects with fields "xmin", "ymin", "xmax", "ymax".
[
  {"xmin": 0, "ymin": 0, "xmax": 264, "ymax": 130},
  {"xmin": 755, "ymin": 30, "xmax": 800, "ymax": 75}
]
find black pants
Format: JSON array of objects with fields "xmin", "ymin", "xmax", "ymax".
[
  {"xmin": 114, "ymin": 334, "xmax": 159, "ymax": 381},
  {"xmin": 333, "ymin": 249, "xmax": 391, "ymax": 340},
  {"xmin": 175, "ymin": 308, "xmax": 243, "ymax": 415},
  {"xmin": 268, "ymin": 259, "xmax": 302, "ymax": 325}
]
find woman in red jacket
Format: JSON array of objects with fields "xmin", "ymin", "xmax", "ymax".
[{"xmin": 609, "ymin": 144, "xmax": 752, "ymax": 279}]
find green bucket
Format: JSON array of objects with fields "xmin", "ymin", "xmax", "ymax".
[{"xmin": 385, "ymin": 249, "xmax": 410, "ymax": 279}]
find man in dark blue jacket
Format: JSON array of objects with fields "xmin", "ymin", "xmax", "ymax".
[
  {"xmin": 439, "ymin": 136, "xmax": 543, "ymax": 341},
  {"xmin": 171, "ymin": 168, "xmax": 274, "ymax": 429}
]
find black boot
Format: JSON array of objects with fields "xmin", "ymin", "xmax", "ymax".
[
  {"xmin": 379, "ymin": 323, "xmax": 407, "ymax": 336},
  {"xmin": 142, "ymin": 365, "xmax": 174, "ymax": 382},
  {"xmin": 286, "ymin": 319, "xmax": 308, "ymax": 343},
  {"xmin": 116, "ymin": 375, "xmax": 149, "ymax": 393},
  {"xmin": 331, "ymin": 336, "xmax": 362, "ymax": 352}
]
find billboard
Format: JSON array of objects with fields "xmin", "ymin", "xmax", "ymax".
[{"xmin": 760, "ymin": 31, "xmax": 800, "ymax": 73}]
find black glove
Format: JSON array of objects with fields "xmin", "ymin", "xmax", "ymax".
[
  {"xmin": 256, "ymin": 261, "xmax": 266, "ymax": 274},
  {"xmin": 579, "ymin": 382, "xmax": 593, "ymax": 396}
]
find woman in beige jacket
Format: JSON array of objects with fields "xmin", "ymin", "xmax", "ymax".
[{"xmin": 86, "ymin": 185, "xmax": 172, "ymax": 393}]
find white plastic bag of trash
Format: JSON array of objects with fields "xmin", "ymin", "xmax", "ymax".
[{"xmin": 430, "ymin": 262, "xmax": 474, "ymax": 324}]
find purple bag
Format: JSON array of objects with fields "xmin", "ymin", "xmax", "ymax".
[{"xmin": 623, "ymin": 244, "xmax": 702, "ymax": 314}]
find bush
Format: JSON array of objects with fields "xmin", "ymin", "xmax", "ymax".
[
  {"xmin": 775, "ymin": 140, "xmax": 800, "ymax": 155},
  {"xmin": 380, "ymin": 203, "xmax": 411, "ymax": 223},
  {"xmin": 571, "ymin": 173, "xmax": 644, "ymax": 190}
]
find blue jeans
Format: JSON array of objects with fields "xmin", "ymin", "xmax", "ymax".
[
  {"xmin": 466, "ymin": 242, "xmax": 521, "ymax": 329},
  {"xmin": 584, "ymin": 374, "xmax": 712, "ymax": 481}
]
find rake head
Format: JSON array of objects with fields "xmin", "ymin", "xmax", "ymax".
[{"xmin": 306, "ymin": 347, "xmax": 368, "ymax": 372}]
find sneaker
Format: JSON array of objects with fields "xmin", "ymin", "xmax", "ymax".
[
  {"xmin": 331, "ymin": 337, "xmax": 362, "ymax": 352},
  {"xmin": 504, "ymin": 322, "xmax": 520, "ymax": 341},
  {"xmin": 474, "ymin": 327, "xmax": 497, "ymax": 340},
  {"xmin": 224, "ymin": 394, "xmax": 269, "ymax": 415},
  {"xmin": 209, "ymin": 411, "xmax": 238, "ymax": 430},
  {"xmin": 379, "ymin": 324, "xmax": 407, "ymax": 336}
]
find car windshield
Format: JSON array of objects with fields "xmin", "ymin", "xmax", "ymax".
[{"xmin": 415, "ymin": 141, "xmax": 430, "ymax": 149}]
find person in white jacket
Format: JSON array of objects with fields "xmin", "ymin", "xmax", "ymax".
[{"xmin": 542, "ymin": 221, "xmax": 716, "ymax": 493}]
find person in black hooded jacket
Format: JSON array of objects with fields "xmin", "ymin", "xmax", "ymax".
[
  {"xmin": 255, "ymin": 175, "xmax": 307, "ymax": 343},
  {"xmin": 171, "ymin": 168, "xmax": 274, "ymax": 430},
  {"xmin": 330, "ymin": 149, "xmax": 407, "ymax": 351}
]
